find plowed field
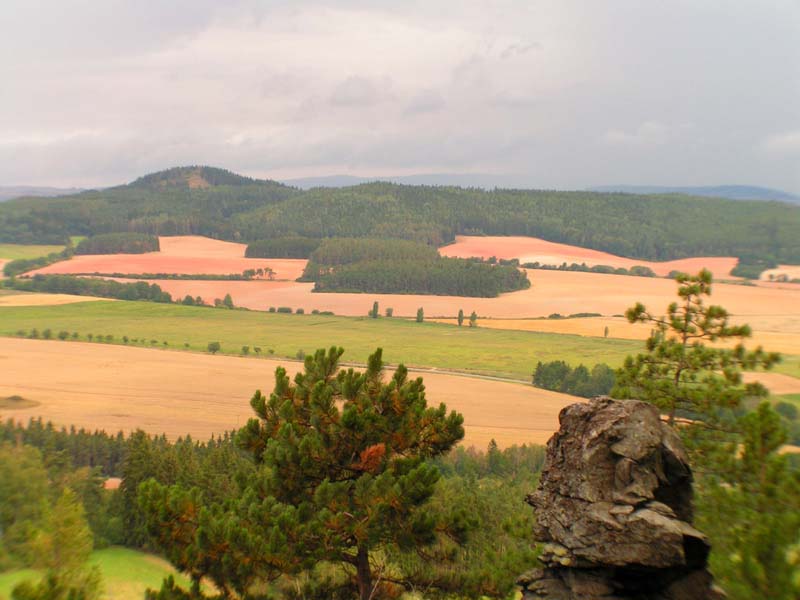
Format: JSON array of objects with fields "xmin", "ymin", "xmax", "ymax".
[
  {"xmin": 440, "ymin": 235, "xmax": 740, "ymax": 277},
  {"xmin": 29, "ymin": 235, "xmax": 306, "ymax": 280}
]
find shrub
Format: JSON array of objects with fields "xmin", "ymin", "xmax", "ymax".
[
  {"xmin": 43, "ymin": 329, "xmax": 52, "ymax": 340},
  {"xmin": 58, "ymin": 331, "xmax": 69, "ymax": 340},
  {"xmin": 385, "ymin": 307, "xmax": 393, "ymax": 317},
  {"xmin": 296, "ymin": 308, "xmax": 305, "ymax": 315},
  {"xmin": 268, "ymin": 307, "xmax": 276, "ymax": 313},
  {"xmin": 296, "ymin": 349, "xmax": 305, "ymax": 360},
  {"xmin": 277, "ymin": 307, "xmax": 292, "ymax": 313},
  {"xmin": 242, "ymin": 346, "xmax": 250, "ymax": 355},
  {"xmin": 207, "ymin": 342, "xmax": 221, "ymax": 355}
]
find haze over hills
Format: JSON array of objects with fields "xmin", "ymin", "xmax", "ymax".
[
  {"xmin": 589, "ymin": 184, "xmax": 800, "ymax": 204},
  {"xmin": 282, "ymin": 174, "xmax": 800, "ymax": 204},
  {"xmin": 0, "ymin": 185, "xmax": 86, "ymax": 202}
]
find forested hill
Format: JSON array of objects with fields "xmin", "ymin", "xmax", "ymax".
[{"xmin": 1, "ymin": 167, "xmax": 799, "ymax": 264}]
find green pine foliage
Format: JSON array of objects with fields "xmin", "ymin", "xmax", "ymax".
[
  {"xmin": 612, "ymin": 271, "xmax": 799, "ymax": 599},
  {"xmin": 613, "ymin": 269, "xmax": 780, "ymax": 426},
  {"xmin": 138, "ymin": 347, "xmax": 467, "ymax": 599}
]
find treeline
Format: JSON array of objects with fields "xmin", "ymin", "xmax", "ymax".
[
  {"xmin": 532, "ymin": 360, "xmax": 615, "ymax": 397},
  {"xmin": 75, "ymin": 232, "xmax": 160, "ymax": 255},
  {"xmin": 4, "ymin": 274, "xmax": 172, "ymax": 302},
  {"xmin": 0, "ymin": 417, "xmax": 128, "ymax": 477},
  {"xmin": 520, "ymin": 260, "xmax": 657, "ymax": 277},
  {"xmin": 245, "ymin": 236, "xmax": 321, "ymax": 258},
  {"xmin": 2, "ymin": 167, "xmax": 799, "ymax": 265},
  {"xmin": 3, "ymin": 247, "xmax": 72, "ymax": 277}
]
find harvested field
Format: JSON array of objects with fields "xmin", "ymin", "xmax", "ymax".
[
  {"xmin": 440, "ymin": 235, "xmax": 740, "ymax": 277},
  {"xmin": 0, "ymin": 293, "xmax": 109, "ymax": 307},
  {"xmin": 138, "ymin": 268, "xmax": 800, "ymax": 335},
  {"xmin": 0, "ymin": 338, "xmax": 579, "ymax": 449},
  {"xmin": 430, "ymin": 316, "xmax": 800, "ymax": 356},
  {"xmin": 761, "ymin": 265, "xmax": 800, "ymax": 282},
  {"xmin": 29, "ymin": 235, "xmax": 306, "ymax": 280}
]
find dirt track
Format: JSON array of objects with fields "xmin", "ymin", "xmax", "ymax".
[{"xmin": 0, "ymin": 338, "xmax": 580, "ymax": 449}]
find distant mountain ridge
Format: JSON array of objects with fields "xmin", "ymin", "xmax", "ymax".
[
  {"xmin": 0, "ymin": 185, "xmax": 85, "ymax": 202},
  {"xmin": 589, "ymin": 184, "xmax": 799, "ymax": 203},
  {"xmin": 282, "ymin": 175, "xmax": 800, "ymax": 204}
]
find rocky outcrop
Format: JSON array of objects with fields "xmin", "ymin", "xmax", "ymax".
[{"xmin": 518, "ymin": 397, "xmax": 724, "ymax": 599}]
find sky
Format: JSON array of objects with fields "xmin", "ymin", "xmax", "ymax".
[{"xmin": 1, "ymin": 0, "xmax": 799, "ymax": 192}]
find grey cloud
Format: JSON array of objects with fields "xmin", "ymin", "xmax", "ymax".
[
  {"xmin": 0, "ymin": 0, "xmax": 798, "ymax": 194},
  {"xmin": 330, "ymin": 77, "xmax": 391, "ymax": 107}
]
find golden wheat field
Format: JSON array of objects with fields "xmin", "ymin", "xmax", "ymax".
[{"xmin": 0, "ymin": 337, "xmax": 580, "ymax": 449}]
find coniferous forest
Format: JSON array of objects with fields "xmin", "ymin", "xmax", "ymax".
[{"xmin": 1, "ymin": 167, "xmax": 798, "ymax": 265}]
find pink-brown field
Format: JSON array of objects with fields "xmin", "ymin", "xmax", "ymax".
[
  {"xmin": 440, "ymin": 235, "xmax": 740, "ymax": 278},
  {"xmin": 0, "ymin": 337, "xmax": 578, "ymax": 449},
  {"xmin": 136, "ymin": 269, "xmax": 800, "ymax": 338},
  {"xmin": 30, "ymin": 235, "xmax": 306, "ymax": 280},
  {"xmin": 21, "ymin": 235, "xmax": 800, "ymax": 343}
]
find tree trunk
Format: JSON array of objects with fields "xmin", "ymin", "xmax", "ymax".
[{"xmin": 356, "ymin": 544, "xmax": 372, "ymax": 600}]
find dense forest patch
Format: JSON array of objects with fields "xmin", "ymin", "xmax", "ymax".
[
  {"xmin": 245, "ymin": 236, "xmax": 321, "ymax": 258},
  {"xmin": 75, "ymin": 233, "xmax": 160, "ymax": 255},
  {"xmin": 301, "ymin": 238, "xmax": 529, "ymax": 296}
]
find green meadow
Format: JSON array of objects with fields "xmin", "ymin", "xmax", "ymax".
[
  {"xmin": 0, "ymin": 547, "xmax": 191, "ymax": 600},
  {"xmin": 0, "ymin": 299, "xmax": 643, "ymax": 380},
  {"xmin": 0, "ymin": 244, "xmax": 65, "ymax": 261}
]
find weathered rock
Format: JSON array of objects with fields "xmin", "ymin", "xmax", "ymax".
[{"xmin": 518, "ymin": 397, "xmax": 724, "ymax": 599}]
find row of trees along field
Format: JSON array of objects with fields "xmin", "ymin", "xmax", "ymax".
[
  {"xmin": 75, "ymin": 232, "xmax": 160, "ymax": 254},
  {"xmin": 1, "ymin": 167, "xmax": 798, "ymax": 265},
  {"xmin": 4, "ymin": 274, "xmax": 172, "ymax": 302},
  {"xmin": 302, "ymin": 238, "xmax": 530, "ymax": 296}
]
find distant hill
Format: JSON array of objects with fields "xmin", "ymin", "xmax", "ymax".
[
  {"xmin": 0, "ymin": 185, "xmax": 85, "ymax": 202},
  {"xmin": 1, "ymin": 165, "xmax": 798, "ymax": 265},
  {"xmin": 128, "ymin": 166, "xmax": 268, "ymax": 189},
  {"xmin": 589, "ymin": 185, "xmax": 799, "ymax": 204}
]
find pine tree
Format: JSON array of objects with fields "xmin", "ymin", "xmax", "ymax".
[
  {"xmin": 140, "ymin": 347, "xmax": 466, "ymax": 600},
  {"xmin": 613, "ymin": 269, "xmax": 779, "ymax": 427}
]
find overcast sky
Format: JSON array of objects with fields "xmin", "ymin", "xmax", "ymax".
[{"xmin": 1, "ymin": 0, "xmax": 799, "ymax": 192}]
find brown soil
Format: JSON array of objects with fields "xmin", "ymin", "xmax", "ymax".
[
  {"xmin": 0, "ymin": 338, "xmax": 580, "ymax": 449},
  {"xmin": 29, "ymin": 236, "xmax": 306, "ymax": 280}
]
